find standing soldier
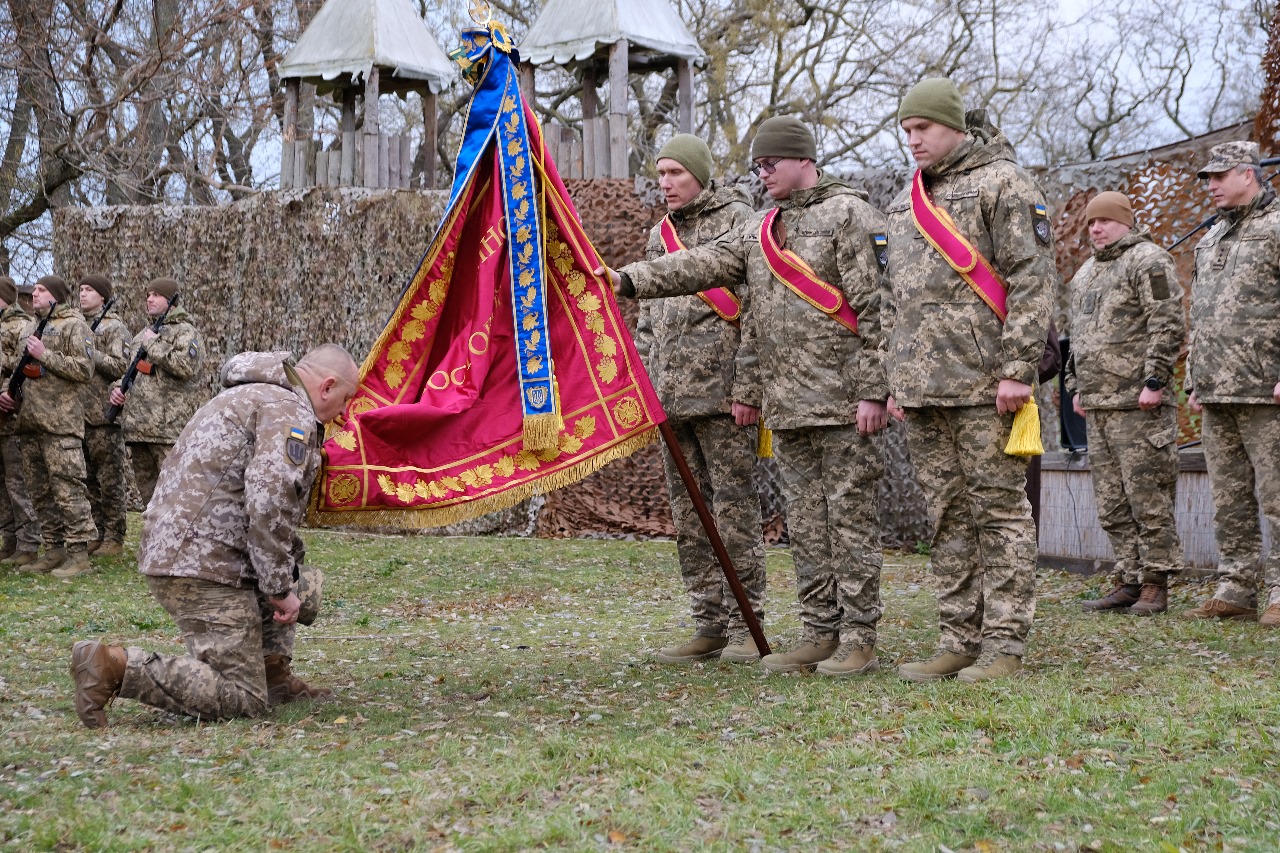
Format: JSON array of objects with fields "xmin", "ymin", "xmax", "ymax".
[
  {"xmin": 612, "ymin": 116, "xmax": 891, "ymax": 677},
  {"xmin": 0, "ymin": 275, "xmax": 97, "ymax": 577},
  {"xmin": 108, "ymin": 277, "xmax": 204, "ymax": 506},
  {"xmin": 78, "ymin": 274, "xmax": 133, "ymax": 557},
  {"xmin": 635, "ymin": 135, "xmax": 767, "ymax": 664},
  {"xmin": 886, "ymin": 79, "xmax": 1055, "ymax": 683},
  {"xmin": 1182, "ymin": 142, "xmax": 1280, "ymax": 626},
  {"xmin": 0, "ymin": 276, "xmax": 42, "ymax": 567},
  {"xmin": 1066, "ymin": 192, "xmax": 1185, "ymax": 616}
]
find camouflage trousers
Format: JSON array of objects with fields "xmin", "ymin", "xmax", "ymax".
[
  {"xmin": 120, "ymin": 576, "xmax": 296, "ymax": 720},
  {"xmin": 904, "ymin": 406, "xmax": 1037, "ymax": 657},
  {"xmin": 1202, "ymin": 403, "xmax": 1280, "ymax": 609},
  {"xmin": 128, "ymin": 441, "xmax": 173, "ymax": 508},
  {"xmin": 0, "ymin": 432, "xmax": 40, "ymax": 551},
  {"xmin": 20, "ymin": 433, "xmax": 97, "ymax": 550},
  {"xmin": 1085, "ymin": 406, "xmax": 1181, "ymax": 584},
  {"xmin": 84, "ymin": 425, "xmax": 128, "ymax": 545},
  {"xmin": 772, "ymin": 423, "xmax": 884, "ymax": 645},
  {"xmin": 660, "ymin": 415, "xmax": 766, "ymax": 637}
]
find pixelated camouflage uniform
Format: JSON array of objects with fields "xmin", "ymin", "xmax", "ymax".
[
  {"xmin": 115, "ymin": 305, "xmax": 204, "ymax": 505},
  {"xmin": 80, "ymin": 304, "xmax": 132, "ymax": 546},
  {"xmin": 1064, "ymin": 227, "xmax": 1185, "ymax": 586},
  {"xmin": 119, "ymin": 352, "xmax": 323, "ymax": 720},
  {"xmin": 0, "ymin": 302, "xmax": 40, "ymax": 553},
  {"xmin": 13, "ymin": 303, "xmax": 98, "ymax": 551},
  {"xmin": 883, "ymin": 114, "xmax": 1055, "ymax": 657},
  {"xmin": 634, "ymin": 183, "xmax": 766, "ymax": 640},
  {"xmin": 625, "ymin": 173, "xmax": 888, "ymax": 646},
  {"xmin": 1189, "ymin": 184, "xmax": 1280, "ymax": 609}
]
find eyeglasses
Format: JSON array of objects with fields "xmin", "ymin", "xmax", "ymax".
[{"xmin": 750, "ymin": 158, "xmax": 783, "ymax": 177}]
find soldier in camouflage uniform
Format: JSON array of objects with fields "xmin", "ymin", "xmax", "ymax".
[
  {"xmin": 70, "ymin": 346, "xmax": 359, "ymax": 728},
  {"xmin": 0, "ymin": 276, "xmax": 42, "ymax": 567},
  {"xmin": 108, "ymin": 277, "xmax": 204, "ymax": 506},
  {"xmin": 1066, "ymin": 192, "xmax": 1185, "ymax": 616},
  {"xmin": 633, "ymin": 135, "xmax": 767, "ymax": 664},
  {"xmin": 77, "ymin": 275, "xmax": 132, "ymax": 558},
  {"xmin": 615, "ymin": 117, "xmax": 891, "ymax": 677},
  {"xmin": 887, "ymin": 79, "xmax": 1055, "ymax": 683},
  {"xmin": 1181, "ymin": 142, "xmax": 1280, "ymax": 627},
  {"xmin": 0, "ymin": 275, "xmax": 97, "ymax": 577}
]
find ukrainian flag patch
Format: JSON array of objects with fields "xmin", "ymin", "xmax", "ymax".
[{"xmin": 286, "ymin": 426, "xmax": 308, "ymax": 465}]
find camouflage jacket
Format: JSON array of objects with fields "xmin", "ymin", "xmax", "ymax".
[
  {"xmin": 635, "ymin": 183, "xmax": 754, "ymax": 420},
  {"xmin": 138, "ymin": 352, "xmax": 323, "ymax": 597},
  {"xmin": 1189, "ymin": 186, "xmax": 1280, "ymax": 404},
  {"xmin": 12, "ymin": 303, "xmax": 93, "ymax": 438},
  {"xmin": 1064, "ymin": 229, "xmax": 1184, "ymax": 409},
  {"xmin": 883, "ymin": 117, "xmax": 1056, "ymax": 407},
  {"xmin": 624, "ymin": 173, "xmax": 888, "ymax": 430},
  {"xmin": 116, "ymin": 305, "xmax": 204, "ymax": 443},
  {"xmin": 0, "ymin": 303, "xmax": 29, "ymax": 437},
  {"xmin": 80, "ymin": 305, "xmax": 132, "ymax": 427}
]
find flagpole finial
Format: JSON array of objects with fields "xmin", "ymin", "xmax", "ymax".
[{"xmin": 468, "ymin": 0, "xmax": 492, "ymax": 25}]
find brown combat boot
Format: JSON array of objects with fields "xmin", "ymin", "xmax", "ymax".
[
  {"xmin": 1127, "ymin": 582, "xmax": 1168, "ymax": 616},
  {"xmin": 1081, "ymin": 583, "xmax": 1141, "ymax": 612},
  {"xmin": 94, "ymin": 541, "xmax": 125, "ymax": 557},
  {"xmin": 70, "ymin": 640, "xmax": 127, "ymax": 728},
  {"xmin": 6, "ymin": 550, "xmax": 40, "ymax": 568},
  {"xmin": 718, "ymin": 632, "xmax": 760, "ymax": 663},
  {"xmin": 815, "ymin": 643, "xmax": 879, "ymax": 677},
  {"xmin": 264, "ymin": 654, "xmax": 333, "ymax": 705},
  {"xmin": 1258, "ymin": 604, "xmax": 1280, "ymax": 628},
  {"xmin": 654, "ymin": 635, "xmax": 728, "ymax": 663},
  {"xmin": 760, "ymin": 637, "xmax": 838, "ymax": 673},
  {"xmin": 1183, "ymin": 598, "xmax": 1256, "ymax": 620},
  {"xmin": 898, "ymin": 650, "xmax": 978, "ymax": 683},
  {"xmin": 956, "ymin": 650, "xmax": 1023, "ymax": 683},
  {"xmin": 52, "ymin": 548, "xmax": 94, "ymax": 579},
  {"xmin": 22, "ymin": 548, "xmax": 66, "ymax": 574}
]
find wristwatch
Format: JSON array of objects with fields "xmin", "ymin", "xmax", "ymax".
[{"xmin": 1144, "ymin": 377, "xmax": 1165, "ymax": 391}]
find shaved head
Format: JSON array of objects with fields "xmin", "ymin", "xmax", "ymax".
[
  {"xmin": 298, "ymin": 344, "xmax": 358, "ymax": 387},
  {"xmin": 295, "ymin": 344, "xmax": 359, "ymax": 422}
]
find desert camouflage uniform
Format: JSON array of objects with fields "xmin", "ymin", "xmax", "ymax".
[
  {"xmin": 626, "ymin": 173, "xmax": 888, "ymax": 646},
  {"xmin": 1064, "ymin": 228, "xmax": 1185, "ymax": 585},
  {"xmin": 1188, "ymin": 184, "xmax": 1280, "ymax": 609},
  {"xmin": 883, "ymin": 114, "xmax": 1055, "ymax": 657},
  {"xmin": 0, "ymin": 302, "xmax": 40, "ymax": 553},
  {"xmin": 634, "ymin": 184, "xmax": 766, "ymax": 640},
  {"xmin": 81, "ymin": 304, "xmax": 132, "ymax": 546},
  {"xmin": 115, "ymin": 305, "xmax": 204, "ymax": 505},
  {"xmin": 13, "ymin": 303, "xmax": 97, "ymax": 551},
  {"xmin": 118, "ymin": 352, "xmax": 322, "ymax": 720}
]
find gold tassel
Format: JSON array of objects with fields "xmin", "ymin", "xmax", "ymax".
[
  {"xmin": 756, "ymin": 420, "xmax": 773, "ymax": 458},
  {"xmin": 521, "ymin": 412, "xmax": 562, "ymax": 452},
  {"xmin": 1004, "ymin": 399, "xmax": 1044, "ymax": 457}
]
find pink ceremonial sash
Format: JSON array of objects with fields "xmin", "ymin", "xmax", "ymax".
[
  {"xmin": 658, "ymin": 216, "xmax": 741, "ymax": 326},
  {"xmin": 758, "ymin": 208, "xmax": 858, "ymax": 334},
  {"xmin": 909, "ymin": 170, "xmax": 1008, "ymax": 322}
]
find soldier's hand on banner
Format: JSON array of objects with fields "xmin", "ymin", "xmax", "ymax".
[
  {"xmin": 996, "ymin": 379, "xmax": 1032, "ymax": 415},
  {"xmin": 856, "ymin": 399, "xmax": 889, "ymax": 436},
  {"xmin": 731, "ymin": 401, "xmax": 760, "ymax": 426},
  {"xmin": 595, "ymin": 265, "xmax": 632, "ymax": 298}
]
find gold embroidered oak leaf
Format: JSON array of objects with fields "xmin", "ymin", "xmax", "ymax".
[
  {"xmin": 514, "ymin": 450, "xmax": 541, "ymax": 471},
  {"xmin": 513, "ymin": 155, "xmax": 525, "ymax": 175},
  {"xmin": 385, "ymin": 362, "xmax": 406, "ymax": 389},
  {"xmin": 516, "ymin": 225, "xmax": 531, "ymax": 243},
  {"xmin": 566, "ymin": 275, "xmax": 586, "ymax": 298},
  {"xmin": 594, "ymin": 335, "xmax": 617, "ymax": 356},
  {"xmin": 440, "ymin": 476, "xmax": 463, "ymax": 493},
  {"xmin": 554, "ymin": 256, "xmax": 575, "ymax": 276},
  {"xmin": 597, "ymin": 358, "xmax": 618, "ymax": 383},
  {"xmin": 472, "ymin": 464, "xmax": 494, "ymax": 485},
  {"xmin": 535, "ymin": 446, "xmax": 561, "ymax": 462},
  {"xmin": 577, "ymin": 292, "xmax": 601, "ymax": 313},
  {"xmin": 522, "ymin": 313, "xmax": 538, "ymax": 331},
  {"xmin": 429, "ymin": 480, "xmax": 448, "ymax": 499},
  {"xmin": 511, "ymin": 181, "xmax": 527, "ymax": 200},
  {"xmin": 519, "ymin": 269, "xmax": 534, "ymax": 287},
  {"xmin": 574, "ymin": 416, "xmax": 597, "ymax": 438},
  {"xmin": 388, "ymin": 341, "xmax": 412, "ymax": 363},
  {"xmin": 459, "ymin": 469, "xmax": 479, "ymax": 487},
  {"xmin": 526, "ymin": 356, "xmax": 543, "ymax": 373},
  {"xmin": 414, "ymin": 481, "xmax": 432, "ymax": 500},
  {"xmin": 377, "ymin": 473, "xmax": 395, "ymax": 494},
  {"xmin": 519, "ymin": 243, "xmax": 533, "ymax": 264},
  {"xmin": 585, "ymin": 312, "xmax": 606, "ymax": 334},
  {"xmin": 395, "ymin": 482, "xmax": 415, "ymax": 504},
  {"xmin": 507, "ymin": 139, "xmax": 520, "ymax": 157},
  {"xmin": 517, "ymin": 199, "xmax": 529, "ymax": 218},
  {"xmin": 504, "ymin": 112, "xmax": 519, "ymax": 133},
  {"xmin": 522, "ymin": 287, "xmax": 536, "ymax": 307},
  {"xmin": 332, "ymin": 430, "xmax": 357, "ymax": 451},
  {"xmin": 559, "ymin": 434, "xmax": 583, "ymax": 454},
  {"xmin": 502, "ymin": 95, "xmax": 516, "ymax": 112},
  {"xmin": 401, "ymin": 319, "xmax": 426, "ymax": 342},
  {"xmin": 494, "ymin": 456, "xmax": 516, "ymax": 478},
  {"xmin": 411, "ymin": 301, "xmax": 438, "ymax": 323}
]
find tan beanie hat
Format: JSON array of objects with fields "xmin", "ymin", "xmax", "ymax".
[
  {"xmin": 80, "ymin": 273, "xmax": 113, "ymax": 300},
  {"xmin": 1084, "ymin": 191, "xmax": 1134, "ymax": 228},
  {"xmin": 148, "ymin": 277, "xmax": 180, "ymax": 302},
  {"xmin": 36, "ymin": 274, "xmax": 70, "ymax": 303}
]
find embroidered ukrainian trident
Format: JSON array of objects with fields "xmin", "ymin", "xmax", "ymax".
[
  {"xmin": 759, "ymin": 208, "xmax": 859, "ymax": 333},
  {"xmin": 657, "ymin": 217, "xmax": 741, "ymax": 326},
  {"xmin": 310, "ymin": 11, "xmax": 665, "ymax": 528}
]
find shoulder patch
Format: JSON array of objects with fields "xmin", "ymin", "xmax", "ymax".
[
  {"xmin": 1031, "ymin": 203, "xmax": 1051, "ymax": 246},
  {"xmin": 286, "ymin": 426, "xmax": 309, "ymax": 466},
  {"xmin": 870, "ymin": 233, "xmax": 889, "ymax": 271},
  {"xmin": 1149, "ymin": 269, "xmax": 1170, "ymax": 300}
]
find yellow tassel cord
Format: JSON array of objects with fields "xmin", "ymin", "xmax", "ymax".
[
  {"xmin": 306, "ymin": 427, "xmax": 659, "ymax": 530},
  {"xmin": 1004, "ymin": 399, "xmax": 1044, "ymax": 457},
  {"xmin": 756, "ymin": 421, "xmax": 773, "ymax": 458}
]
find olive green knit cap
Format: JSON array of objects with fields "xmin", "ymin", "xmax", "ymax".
[
  {"xmin": 750, "ymin": 116, "xmax": 817, "ymax": 161},
  {"xmin": 898, "ymin": 78, "xmax": 966, "ymax": 131},
  {"xmin": 656, "ymin": 134, "xmax": 713, "ymax": 189}
]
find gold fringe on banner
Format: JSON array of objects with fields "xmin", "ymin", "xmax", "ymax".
[
  {"xmin": 1004, "ymin": 399, "xmax": 1044, "ymax": 457},
  {"xmin": 521, "ymin": 412, "xmax": 563, "ymax": 452},
  {"xmin": 307, "ymin": 427, "xmax": 659, "ymax": 530},
  {"xmin": 756, "ymin": 421, "xmax": 773, "ymax": 458}
]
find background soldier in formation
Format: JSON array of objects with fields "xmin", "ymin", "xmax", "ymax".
[
  {"xmin": 634, "ymin": 135, "xmax": 767, "ymax": 665},
  {"xmin": 109, "ymin": 277, "xmax": 204, "ymax": 506},
  {"xmin": 615, "ymin": 116, "xmax": 891, "ymax": 677},
  {"xmin": 70, "ymin": 346, "xmax": 358, "ymax": 728},
  {"xmin": 887, "ymin": 79, "xmax": 1055, "ymax": 683},
  {"xmin": 0, "ymin": 276, "xmax": 41, "ymax": 567},
  {"xmin": 78, "ymin": 274, "xmax": 133, "ymax": 557},
  {"xmin": 0, "ymin": 275, "xmax": 98, "ymax": 578},
  {"xmin": 1067, "ymin": 192, "xmax": 1185, "ymax": 617},
  {"xmin": 1184, "ymin": 142, "xmax": 1280, "ymax": 627}
]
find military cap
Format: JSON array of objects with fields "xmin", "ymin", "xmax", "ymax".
[
  {"xmin": 1197, "ymin": 141, "xmax": 1260, "ymax": 179},
  {"xmin": 657, "ymin": 134, "xmax": 713, "ymax": 189},
  {"xmin": 36, "ymin": 274, "xmax": 70, "ymax": 303},
  {"xmin": 1084, "ymin": 191, "xmax": 1134, "ymax": 228},
  {"xmin": 751, "ymin": 116, "xmax": 818, "ymax": 162},
  {"xmin": 898, "ymin": 77, "xmax": 966, "ymax": 132},
  {"xmin": 148, "ymin": 277, "xmax": 179, "ymax": 302},
  {"xmin": 80, "ymin": 273, "xmax": 113, "ymax": 300},
  {"xmin": 295, "ymin": 564, "xmax": 324, "ymax": 626}
]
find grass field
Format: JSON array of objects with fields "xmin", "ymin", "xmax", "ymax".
[{"xmin": 2, "ymin": 518, "xmax": 1277, "ymax": 851}]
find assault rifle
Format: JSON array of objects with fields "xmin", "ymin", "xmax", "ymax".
[
  {"xmin": 105, "ymin": 292, "xmax": 177, "ymax": 423},
  {"xmin": 3, "ymin": 309, "xmax": 54, "ymax": 416},
  {"xmin": 90, "ymin": 296, "xmax": 115, "ymax": 332}
]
